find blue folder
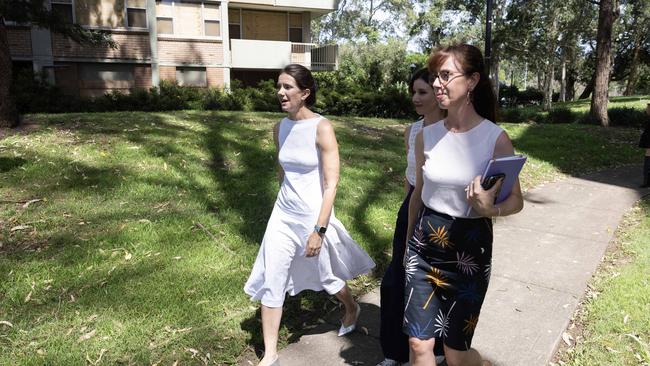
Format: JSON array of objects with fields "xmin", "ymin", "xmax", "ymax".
[{"xmin": 466, "ymin": 154, "xmax": 527, "ymax": 216}]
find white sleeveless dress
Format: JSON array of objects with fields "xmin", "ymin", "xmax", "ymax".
[{"xmin": 244, "ymin": 115, "xmax": 375, "ymax": 308}]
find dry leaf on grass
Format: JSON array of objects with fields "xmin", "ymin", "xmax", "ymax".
[
  {"xmin": 77, "ymin": 329, "xmax": 96, "ymax": 342},
  {"xmin": 11, "ymin": 225, "xmax": 31, "ymax": 232},
  {"xmin": 22, "ymin": 199, "xmax": 43, "ymax": 209},
  {"xmin": 24, "ymin": 291, "xmax": 32, "ymax": 303},
  {"xmin": 562, "ymin": 332, "xmax": 573, "ymax": 346},
  {"xmin": 0, "ymin": 320, "xmax": 13, "ymax": 328}
]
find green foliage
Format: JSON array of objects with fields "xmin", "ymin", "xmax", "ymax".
[
  {"xmin": 547, "ymin": 107, "xmax": 576, "ymax": 124},
  {"xmin": 499, "ymin": 96, "xmax": 650, "ymax": 126},
  {"xmin": 605, "ymin": 107, "xmax": 649, "ymax": 128}
]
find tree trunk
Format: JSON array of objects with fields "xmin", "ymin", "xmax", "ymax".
[
  {"xmin": 491, "ymin": 52, "xmax": 500, "ymax": 102},
  {"xmin": 590, "ymin": 0, "xmax": 618, "ymax": 127},
  {"xmin": 566, "ymin": 68, "xmax": 576, "ymax": 101},
  {"xmin": 623, "ymin": 28, "xmax": 641, "ymax": 96},
  {"xmin": 579, "ymin": 75, "xmax": 594, "ymax": 99},
  {"xmin": 542, "ymin": 65, "xmax": 554, "ymax": 111},
  {"xmin": 560, "ymin": 56, "xmax": 566, "ymax": 102},
  {"xmin": 542, "ymin": 16, "xmax": 558, "ymax": 111},
  {"xmin": 0, "ymin": 17, "xmax": 18, "ymax": 128}
]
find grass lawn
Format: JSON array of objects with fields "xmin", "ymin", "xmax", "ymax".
[
  {"xmin": 0, "ymin": 109, "xmax": 645, "ymax": 365},
  {"xmin": 554, "ymin": 199, "xmax": 650, "ymax": 365}
]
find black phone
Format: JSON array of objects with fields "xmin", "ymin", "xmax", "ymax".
[{"xmin": 481, "ymin": 173, "xmax": 505, "ymax": 190}]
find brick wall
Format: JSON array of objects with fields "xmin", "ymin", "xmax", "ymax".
[
  {"xmin": 158, "ymin": 39, "xmax": 223, "ymax": 65},
  {"xmin": 159, "ymin": 66, "xmax": 176, "ymax": 82},
  {"xmin": 52, "ymin": 32, "xmax": 151, "ymax": 60},
  {"xmin": 207, "ymin": 67, "xmax": 224, "ymax": 87},
  {"xmin": 134, "ymin": 65, "xmax": 151, "ymax": 89},
  {"xmin": 8, "ymin": 28, "xmax": 32, "ymax": 57}
]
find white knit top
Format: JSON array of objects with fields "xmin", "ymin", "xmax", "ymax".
[
  {"xmin": 405, "ymin": 119, "xmax": 424, "ymax": 186},
  {"xmin": 421, "ymin": 119, "xmax": 504, "ymax": 218}
]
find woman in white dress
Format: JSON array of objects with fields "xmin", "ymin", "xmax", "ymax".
[{"xmin": 244, "ymin": 64, "xmax": 375, "ymax": 366}]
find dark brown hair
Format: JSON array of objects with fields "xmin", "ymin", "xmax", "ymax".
[
  {"xmin": 428, "ymin": 44, "xmax": 496, "ymax": 122},
  {"xmin": 281, "ymin": 64, "xmax": 317, "ymax": 107},
  {"xmin": 409, "ymin": 68, "xmax": 432, "ymax": 95}
]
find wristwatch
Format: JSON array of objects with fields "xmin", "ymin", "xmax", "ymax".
[{"xmin": 314, "ymin": 225, "xmax": 327, "ymax": 235}]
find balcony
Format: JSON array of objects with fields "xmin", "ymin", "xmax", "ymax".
[
  {"xmin": 230, "ymin": 39, "xmax": 338, "ymax": 71},
  {"xmin": 230, "ymin": 0, "xmax": 338, "ymax": 13}
]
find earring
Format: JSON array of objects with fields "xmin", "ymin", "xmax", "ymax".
[{"xmin": 466, "ymin": 89, "xmax": 473, "ymax": 105}]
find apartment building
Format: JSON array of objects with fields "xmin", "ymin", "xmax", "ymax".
[{"xmin": 7, "ymin": 0, "xmax": 339, "ymax": 97}]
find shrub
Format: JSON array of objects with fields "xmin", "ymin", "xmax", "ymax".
[
  {"xmin": 547, "ymin": 107, "xmax": 576, "ymax": 124},
  {"xmin": 248, "ymin": 79, "xmax": 279, "ymax": 112},
  {"xmin": 517, "ymin": 88, "xmax": 544, "ymax": 105},
  {"xmin": 607, "ymin": 107, "xmax": 649, "ymax": 128}
]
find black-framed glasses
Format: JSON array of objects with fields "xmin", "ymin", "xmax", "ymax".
[{"xmin": 432, "ymin": 71, "xmax": 467, "ymax": 85}]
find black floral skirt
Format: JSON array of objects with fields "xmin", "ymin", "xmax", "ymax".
[{"xmin": 403, "ymin": 206, "xmax": 493, "ymax": 351}]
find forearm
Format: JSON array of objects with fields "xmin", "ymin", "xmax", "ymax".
[
  {"xmin": 316, "ymin": 186, "xmax": 337, "ymax": 227},
  {"xmin": 405, "ymin": 186, "xmax": 423, "ymax": 242},
  {"xmin": 492, "ymin": 193, "xmax": 523, "ymax": 217}
]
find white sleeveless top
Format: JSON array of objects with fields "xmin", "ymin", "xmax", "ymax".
[
  {"xmin": 421, "ymin": 119, "xmax": 504, "ymax": 218},
  {"xmin": 405, "ymin": 119, "xmax": 424, "ymax": 186},
  {"xmin": 277, "ymin": 115, "xmax": 324, "ymax": 214}
]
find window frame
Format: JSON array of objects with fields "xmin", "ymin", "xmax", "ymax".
[
  {"xmin": 287, "ymin": 12, "xmax": 303, "ymax": 43},
  {"xmin": 176, "ymin": 66, "xmax": 207, "ymax": 87},
  {"xmin": 202, "ymin": 2, "xmax": 221, "ymax": 38},
  {"xmin": 125, "ymin": 0, "xmax": 148, "ymax": 29},
  {"xmin": 228, "ymin": 7, "xmax": 242, "ymax": 40},
  {"xmin": 51, "ymin": 0, "xmax": 76, "ymax": 25},
  {"xmin": 156, "ymin": 16, "xmax": 174, "ymax": 35}
]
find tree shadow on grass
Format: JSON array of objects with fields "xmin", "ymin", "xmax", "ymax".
[
  {"xmin": 0, "ymin": 110, "xmax": 412, "ymax": 364},
  {"xmin": 0, "ymin": 157, "xmax": 26, "ymax": 173}
]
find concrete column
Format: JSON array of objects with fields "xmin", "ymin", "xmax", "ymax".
[
  {"xmin": 31, "ymin": 1, "xmax": 54, "ymax": 83},
  {"xmin": 147, "ymin": 0, "xmax": 159, "ymax": 87},
  {"xmin": 220, "ymin": 0, "xmax": 231, "ymax": 89}
]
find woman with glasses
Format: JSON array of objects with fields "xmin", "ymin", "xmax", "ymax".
[
  {"xmin": 244, "ymin": 64, "xmax": 375, "ymax": 366},
  {"xmin": 403, "ymin": 44, "xmax": 523, "ymax": 366},
  {"xmin": 377, "ymin": 68, "xmax": 446, "ymax": 366}
]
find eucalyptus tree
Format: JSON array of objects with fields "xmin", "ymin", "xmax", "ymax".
[
  {"xmin": 590, "ymin": 0, "xmax": 620, "ymax": 127},
  {"xmin": 618, "ymin": 0, "xmax": 650, "ymax": 95}
]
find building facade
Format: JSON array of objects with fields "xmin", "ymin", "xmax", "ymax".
[{"xmin": 7, "ymin": 0, "xmax": 339, "ymax": 97}]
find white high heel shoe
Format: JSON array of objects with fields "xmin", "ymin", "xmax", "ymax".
[{"xmin": 337, "ymin": 302, "xmax": 361, "ymax": 337}]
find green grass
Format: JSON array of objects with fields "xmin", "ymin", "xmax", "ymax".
[
  {"xmin": 556, "ymin": 199, "xmax": 650, "ymax": 366},
  {"xmin": 0, "ymin": 110, "xmax": 644, "ymax": 365}
]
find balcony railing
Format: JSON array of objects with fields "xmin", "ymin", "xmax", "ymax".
[{"xmin": 230, "ymin": 39, "xmax": 338, "ymax": 71}]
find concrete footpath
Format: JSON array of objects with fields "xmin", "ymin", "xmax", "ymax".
[{"xmin": 250, "ymin": 165, "xmax": 648, "ymax": 366}]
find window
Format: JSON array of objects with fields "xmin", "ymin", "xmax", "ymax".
[
  {"xmin": 157, "ymin": 17, "xmax": 173, "ymax": 34},
  {"xmin": 205, "ymin": 20, "xmax": 220, "ymax": 36},
  {"xmin": 289, "ymin": 28, "xmax": 302, "ymax": 43},
  {"xmin": 228, "ymin": 8, "xmax": 241, "ymax": 40},
  {"xmin": 203, "ymin": 4, "xmax": 220, "ymax": 37},
  {"xmin": 80, "ymin": 63, "xmax": 135, "ymax": 82},
  {"xmin": 126, "ymin": 0, "xmax": 147, "ymax": 28},
  {"xmin": 176, "ymin": 67, "xmax": 206, "ymax": 87},
  {"xmin": 289, "ymin": 13, "xmax": 303, "ymax": 43},
  {"xmin": 52, "ymin": 0, "xmax": 74, "ymax": 24}
]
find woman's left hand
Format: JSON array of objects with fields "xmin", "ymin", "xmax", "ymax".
[
  {"xmin": 467, "ymin": 175, "xmax": 503, "ymax": 217},
  {"xmin": 305, "ymin": 232, "xmax": 323, "ymax": 257}
]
